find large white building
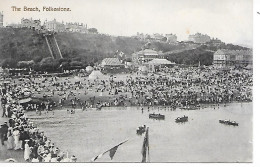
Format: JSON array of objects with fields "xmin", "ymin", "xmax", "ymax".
[
  {"xmin": 132, "ymin": 49, "xmax": 164, "ymax": 64},
  {"xmin": 44, "ymin": 19, "xmax": 65, "ymax": 32},
  {"xmin": 21, "ymin": 18, "xmax": 41, "ymax": 30},
  {"xmin": 188, "ymin": 33, "xmax": 211, "ymax": 43},
  {"xmin": 213, "ymin": 49, "xmax": 252, "ymax": 68},
  {"xmin": 165, "ymin": 34, "xmax": 177, "ymax": 43}
]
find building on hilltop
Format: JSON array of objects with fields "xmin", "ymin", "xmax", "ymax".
[
  {"xmin": 21, "ymin": 18, "xmax": 41, "ymax": 30},
  {"xmin": 151, "ymin": 33, "xmax": 165, "ymax": 41},
  {"xmin": 44, "ymin": 19, "xmax": 65, "ymax": 32},
  {"xmin": 134, "ymin": 32, "xmax": 177, "ymax": 43},
  {"xmin": 132, "ymin": 49, "xmax": 164, "ymax": 64},
  {"xmin": 65, "ymin": 22, "xmax": 88, "ymax": 33},
  {"xmin": 43, "ymin": 19, "xmax": 88, "ymax": 33},
  {"xmin": 0, "ymin": 11, "xmax": 3, "ymax": 28},
  {"xmin": 188, "ymin": 33, "xmax": 211, "ymax": 43},
  {"xmin": 213, "ymin": 49, "xmax": 252, "ymax": 68},
  {"xmin": 206, "ymin": 38, "xmax": 223, "ymax": 47},
  {"xmin": 165, "ymin": 34, "xmax": 177, "ymax": 43}
]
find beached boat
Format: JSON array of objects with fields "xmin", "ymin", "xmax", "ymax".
[
  {"xmin": 149, "ymin": 113, "xmax": 165, "ymax": 120},
  {"xmin": 179, "ymin": 105, "xmax": 200, "ymax": 110},
  {"xmin": 219, "ymin": 120, "xmax": 238, "ymax": 126},
  {"xmin": 96, "ymin": 105, "xmax": 102, "ymax": 110},
  {"xmin": 175, "ymin": 115, "xmax": 188, "ymax": 123}
]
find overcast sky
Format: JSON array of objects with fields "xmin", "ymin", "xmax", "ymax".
[{"xmin": 0, "ymin": 0, "xmax": 253, "ymax": 46}]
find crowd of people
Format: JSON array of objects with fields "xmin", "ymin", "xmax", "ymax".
[
  {"xmin": 0, "ymin": 65, "xmax": 253, "ymax": 162},
  {"xmin": 56, "ymin": 66, "xmax": 252, "ymax": 109},
  {"xmin": 2, "ymin": 66, "xmax": 253, "ymax": 110},
  {"xmin": 0, "ymin": 82, "xmax": 77, "ymax": 162}
]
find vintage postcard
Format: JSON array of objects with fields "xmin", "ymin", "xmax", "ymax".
[{"xmin": 0, "ymin": 0, "xmax": 254, "ymax": 164}]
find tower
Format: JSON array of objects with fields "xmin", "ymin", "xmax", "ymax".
[{"xmin": 0, "ymin": 11, "xmax": 3, "ymax": 27}]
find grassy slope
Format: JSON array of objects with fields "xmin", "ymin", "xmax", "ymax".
[{"xmin": 0, "ymin": 28, "xmax": 249, "ymax": 66}]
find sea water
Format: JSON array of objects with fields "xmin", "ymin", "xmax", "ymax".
[{"xmin": 27, "ymin": 102, "xmax": 252, "ymax": 162}]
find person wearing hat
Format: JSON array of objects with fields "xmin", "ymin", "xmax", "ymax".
[
  {"xmin": 24, "ymin": 139, "xmax": 30, "ymax": 162},
  {"xmin": 2, "ymin": 122, "xmax": 8, "ymax": 141},
  {"xmin": 70, "ymin": 155, "xmax": 77, "ymax": 162},
  {"xmin": 13, "ymin": 127, "xmax": 22, "ymax": 150},
  {"xmin": 0, "ymin": 124, "xmax": 5, "ymax": 145},
  {"xmin": 44, "ymin": 153, "xmax": 52, "ymax": 162},
  {"xmin": 9, "ymin": 118, "xmax": 15, "ymax": 128},
  {"xmin": 1, "ymin": 96, "xmax": 7, "ymax": 117},
  {"xmin": 30, "ymin": 144, "xmax": 38, "ymax": 159},
  {"xmin": 6, "ymin": 127, "xmax": 15, "ymax": 150}
]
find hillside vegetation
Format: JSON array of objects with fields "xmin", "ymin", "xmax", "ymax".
[{"xmin": 0, "ymin": 28, "xmax": 248, "ymax": 70}]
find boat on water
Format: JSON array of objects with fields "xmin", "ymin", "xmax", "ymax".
[
  {"xmin": 219, "ymin": 120, "xmax": 239, "ymax": 126},
  {"xmin": 179, "ymin": 105, "xmax": 200, "ymax": 110},
  {"xmin": 136, "ymin": 125, "xmax": 146, "ymax": 135},
  {"xmin": 149, "ymin": 113, "xmax": 165, "ymax": 120},
  {"xmin": 175, "ymin": 115, "xmax": 188, "ymax": 123},
  {"xmin": 96, "ymin": 105, "xmax": 102, "ymax": 110}
]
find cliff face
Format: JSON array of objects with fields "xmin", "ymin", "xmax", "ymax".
[
  {"xmin": 0, "ymin": 28, "xmax": 146, "ymax": 65},
  {"xmin": 0, "ymin": 28, "xmax": 50, "ymax": 63},
  {"xmin": 0, "ymin": 28, "xmax": 186, "ymax": 65},
  {"xmin": 0, "ymin": 28, "xmax": 248, "ymax": 68}
]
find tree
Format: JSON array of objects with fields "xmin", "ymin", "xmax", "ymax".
[
  {"xmin": 70, "ymin": 61, "xmax": 83, "ymax": 67},
  {"xmin": 1, "ymin": 58, "xmax": 18, "ymax": 68},
  {"xmin": 88, "ymin": 28, "xmax": 98, "ymax": 34},
  {"xmin": 39, "ymin": 57, "xmax": 60, "ymax": 72},
  {"xmin": 161, "ymin": 37, "xmax": 167, "ymax": 42},
  {"xmin": 17, "ymin": 60, "xmax": 35, "ymax": 68}
]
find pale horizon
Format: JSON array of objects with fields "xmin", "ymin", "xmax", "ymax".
[{"xmin": 0, "ymin": 0, "xmax": 253, "ymax": 47}]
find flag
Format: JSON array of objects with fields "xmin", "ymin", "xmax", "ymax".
[
  {"xmin": 109, "ymin": 146, "xmax": 119, "ymax": 160},
  {"xmin": 90, "ymin": 140, "xmax": 128, "ymax": 162},
  {"xmin": 141, "ymin": 127, "xmax": 149, "ymax": 163},
  {"xmin": 91, "ymin": 153, "xmax": 104, "ymax": 162}
]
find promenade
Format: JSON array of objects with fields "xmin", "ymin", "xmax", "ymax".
[{"xmin": 0, "ymin": 115, "xmax": 25, "ymax": 162}]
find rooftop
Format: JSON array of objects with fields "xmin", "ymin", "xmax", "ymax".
[
  {"xmin": 145, "ymin": 58, "xmax": 175, "ymax": 65},
  {"xmin": 101, "ymin": 58, "xmax": 124, "ymax": 66},
  {"xmin": 214, "ymin": 49, "xmax": 252, "ymax": 56}
]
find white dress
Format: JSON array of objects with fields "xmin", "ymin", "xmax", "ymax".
[
  {"xmin": 6, "ymin": 131, "xmax": 15, "ymax": 150},
  {"xmin": 12, "ymin": 130, "xmax": 22, "ymax": 150},
  {"xmin": 31, "ymin": 158, "xmax": 39, "ymax": 162},
  {"xmin": 24, "ymin": 143, "xmax": 30, "ymax": 161}
]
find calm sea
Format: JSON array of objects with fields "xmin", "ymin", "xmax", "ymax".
[{"xmin": 27, "ymin": 102, "xmax": 252, "ymax": 162}]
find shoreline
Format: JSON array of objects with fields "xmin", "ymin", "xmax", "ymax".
[
  {"xmin": 25, "ymin": 102, "xmax": 252, "ymax": 162},
  {"xmin": 1, "ymin": 98, "xmax": 252, "ymax": 162}
]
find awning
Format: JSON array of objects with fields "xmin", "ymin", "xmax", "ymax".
[{"xmin": 18, "ymin": 98, "xmax": 32, "ymax": 104}]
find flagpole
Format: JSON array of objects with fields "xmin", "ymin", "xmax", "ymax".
[
  {"xmin": 141, "ymin": 127, "xmax": 149, "ymax": 163},
  {"xmin": 147, "ymin": 127, "xmax": 150, "ymax": 163}
]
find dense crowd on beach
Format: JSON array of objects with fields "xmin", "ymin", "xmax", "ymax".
[
  {"xmin": 0, "ymin": 84, "xmax": 77, "ymax": 162},
  {"xmin": 1, "ymin": 66, "xmax": 253, "ymax": 110},
  {"xmin": 31, "ymin": 66, "xmax": 251, "ymax": 109},
  {"xmin": 0, "ymin": 65, "xmax": 252, "ymax": 162}
]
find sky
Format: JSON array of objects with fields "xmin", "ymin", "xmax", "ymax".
[{"xmin": 0, "ymin": 0, "xmax": 253, "ymax": 46}]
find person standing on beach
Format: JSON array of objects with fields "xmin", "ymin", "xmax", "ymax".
[
  {"xmin": 0, "ymin": 124, "xmax": 5, "ymax": 145},
  {"xmin": 13, "ymin": 127, "xmax": 22, "ymax": 150},
  {"xmin": 1, "ymin": 96, "xmax": 7, "ymax": 117},
  {"xmin": 6, "ymin": 127, "xmax": 15, "ymax": 150},
  {"xmin": 24, "ymin": 140, "xmax": 30, "ymax": 161},
  {"xmin": 2, "ymin": 122, "xmax": 9, "ymax": 141}
]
